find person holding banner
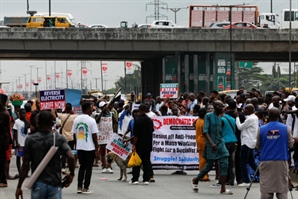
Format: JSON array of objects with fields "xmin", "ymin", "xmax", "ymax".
[
  {"xmin": 15, "ymin": 111, "xmax": 75, "ymax": 199},
  {"xmin": 96, "ymin": 101, "xmax": 115, "ymax": 174},
  {"xmin": 191, "ymin": 100, "xmax": 232, "ymax": 195}
]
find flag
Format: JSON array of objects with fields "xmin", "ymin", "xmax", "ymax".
[{"xmin": 109, "ymin": 88, "xmax": 121, "ymax": 105}]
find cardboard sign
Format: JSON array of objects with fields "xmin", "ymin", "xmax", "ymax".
[
  {"xmin": 106, "ymin": 134, "xmax": 132, "ymax": 160},
  {"xmin": 39, "ymin": 89, "xmax": 66, "ymax": 110},
  {"xmin": 97, "ymin": 116, "xmax": 113, "ymax": 145},
  {"xmin": 160, "ymin": 83, "xmax": 179, "ymax": 99}
]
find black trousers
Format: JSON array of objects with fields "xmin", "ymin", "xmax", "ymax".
[
  {"xmin": 61, "ymin": 141, "xmax": 75, "ymax": 168},
  {"xmin": 77, "ymin": 150, "xmax": 95, "ymax": 189},
  {"xmin": 0, "ymin": 148, "xmax": 6, "ymax": 183},
  {"xmin": 132, "ymin": 151, "xmax": 151, "ymax": 182}
]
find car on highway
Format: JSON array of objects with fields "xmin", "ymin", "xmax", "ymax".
[
  {"xmin": 208, "ymin": 22, "xmax": 230, "ymax": 28},
  {"xmin": 77, "ymin": 22, "xmax": 90, "ymax": 28},
  {"xmin": 149, "ymin": 20, "xmax": 184, "ymax": 28},
  {"xmin": 223, "ymin": 22, "xmax": 257, "ymax": 29},
  {"xmin": 137, "ymin": 24, "xmax": 150, "ymax": 28},
  {"xmin": 90, "ymin": 24, "xmax": 108, "ymax": 28}
]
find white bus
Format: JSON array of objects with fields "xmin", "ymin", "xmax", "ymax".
[{"xmin": 280, "ymin": 9, "xmax": 298, "ymax": 29}]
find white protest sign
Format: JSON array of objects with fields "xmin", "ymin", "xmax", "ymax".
[
  {"xmin": 151, "ymin": 116, "xmax": 199, "ymax": 170},
  {"xmin": 106, "ymin": 134, "xmax": 132, "ymax": 160},
  {"xmin": 160, "ymin": 83, "xmax": 179, "ymax": 99},
  {"xmin": 97, "ymin": 116, "xmax": 113, "ymax": 145}
]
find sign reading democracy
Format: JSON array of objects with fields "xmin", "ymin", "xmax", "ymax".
[
  {"xmin": 106, "ymin": 134, "xmax": 132, "ymax": 160},
  {"xmin": 151, "ymin": 116, "xmax": 199, "ymax": 170},
  {"xmin": 160, "ymin": 83, "xmax": 179, "ymax": 99},
  {"xmin": 39, "ymin": 89, "xmax": 66, "ymax": 110}
]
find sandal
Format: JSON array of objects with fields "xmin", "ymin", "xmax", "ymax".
[
  {"xmin": 220, "ymin": 189, "xmax": 233, "ymax": 195},
  {"xmin": 191, "ymin": 177, "xmax": 199, "ymax": 193}
]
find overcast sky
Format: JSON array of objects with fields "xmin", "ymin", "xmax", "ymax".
[{"xmin": 0, "ymin": 0, "xmax": 295, "ymax": 93}]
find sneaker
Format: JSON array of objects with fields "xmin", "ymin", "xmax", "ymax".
[
  {"xmin": 129, "ymin": 181, "xmax": 138, "ymax": 185},
  {"xmin": 191, "ymin": 177, "xmax": 199, "ymax": 193},
  {"xmin": 238, "ymin": 182, "xmax": 250, "ymax": 187},
  {"xmin": 101, "ymin": 168, "xmax": 107, "ymax": 173},
  {"xmin": 144, "ymin": 181, "xmax": 149, "ymax": 185},
  {"xmin": 106, "ymin": 168, "xmax": 113, "ymax": 174},
  {"xmin": 210, "ymin": 183, "xmax": 221, "ymax": 188},
  {"xmin": 149, "ymin": 177, "xmax": 155, "ymax": 183},
  {"xmin": 82, "ymin": 189, "xmax": 94, "ymax": 194},
  {"xmin": 77, "ymin": 187, "xmax": 82, "ymax": 194}
]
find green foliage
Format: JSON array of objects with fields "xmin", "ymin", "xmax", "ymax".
[
  {"xmin": 106, "ymin": 64, "xmax": 141, "ymax": 94},
  {"xmin": 238, "ymin": 66, "xmax": 267, "ymax": 90}
]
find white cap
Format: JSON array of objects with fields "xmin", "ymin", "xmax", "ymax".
[
  {"xmin": 98, "ymin": 101, "xmax": 107, "ymax": 108},
  {"xmin": 284, "ymin": 95, "xmax": 296, "ymax": 102}
]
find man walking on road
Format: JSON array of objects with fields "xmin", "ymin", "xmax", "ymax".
[
  {"xmin": 256, "ymin": 107, "xmax": 294, "ymax": 199},
  {"xmin": 15, "ymin": 111, "xmax": 75, "ymax": 199},
  {"xmin": 191, "ymin": 100, "xmax": 232, "ymax": 195},
  {"xmin": 72, "ymin": 102, "xmax": 99, "ymax": 194},
  {"xmin": 131, "ymin": 104, "xmax": 154, "ymax": 185}
]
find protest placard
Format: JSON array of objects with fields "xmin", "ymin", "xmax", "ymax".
[
  {"xmin": 106, "ymin": 134, "xmax": 132, "ymax": 160},
  {"xmin": 39, "ymin": 89, "xmax": 66, "ymax": 110},
  {"xmin": 97, "ymin": 116, "xmax": 113, "ymax": 145},
  {"xmin": 160, "ymin": 83, "xmax": 179, "ymax": 99},
  {"xmin": 151, "ymin": 116, "xmax": 199, "ymax": 170}
]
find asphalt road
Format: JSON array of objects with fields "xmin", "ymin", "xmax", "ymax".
[{"xmin": 3, "ymin": 156, "xmax": 298, "ymax": 199}]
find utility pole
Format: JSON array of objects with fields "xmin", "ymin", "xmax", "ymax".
[
  {"xmin": 100, "ymin": 61, "xmax": 103, "ymax": 91},
  {"xmin": 27, "ymin": 65, "xmax": 35, "ymax": 96},
  {"xmin": 270, "ymin": 0, "xmax": 273, "ymax": 13},
  {"xmin": 146, "ymin": 0, "xmax": 168, "ymax": 23},
  {"xmin": 22, "ymin": 73, "xmax": 29, "ymax": 96},
  {"xmin": 66, "ymin": 61, "xmax": 68, "ymax": 88},
  {"xmin": 93, "ymin": 78, "xmax": 100, "ymax": 90},
  {"xmin": 289, "ymin": 0, "xmax": 292, "ymax": 87},
  {"xmin": 161, "ymin": 6, "xmax": 188, "ymax": 24},
  {"xmin": 229, "ymin": 5, "xmax": 233, "ymax": 89},
  {"xmin": 103, "ymin": 80, "xmax": 108, "ymax": 91}
]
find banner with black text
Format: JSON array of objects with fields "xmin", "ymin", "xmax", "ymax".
[{"xmin": 151, "ymin": 116, "xmax": 199, "ymax": 170}]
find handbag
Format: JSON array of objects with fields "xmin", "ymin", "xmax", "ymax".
[
  {"xmin": 127, "ymin": 152, "xmax": 142, "ymax": 167},
  {"xmin": 59, "ymin": 114, "xmax": 71, "ymax": 134}
]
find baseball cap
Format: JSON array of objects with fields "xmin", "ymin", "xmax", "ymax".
[
  {"xmin": 146, "ymin": 93, "xmax": 151, "ymax": 97},
  {"xmin": 284, "ymin": 95, "xmax": 296, "ymax": 102},
  {"xmin": 97, "ymin": 101, "xmax": 107, "ymax": 108}
]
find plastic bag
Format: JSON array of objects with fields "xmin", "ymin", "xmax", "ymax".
[{"xmin": 127, "ymin": 152, "xmax": 142, "ymax": 167}]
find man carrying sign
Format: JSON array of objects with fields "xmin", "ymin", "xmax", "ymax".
[{"xmin": 96, "ymin": 102, "xmax": 116, "ymax": 174}]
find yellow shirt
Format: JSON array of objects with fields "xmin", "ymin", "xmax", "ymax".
[{"xmin": 195, "ymin": 118, "xmax": 206, "ymax": 151}]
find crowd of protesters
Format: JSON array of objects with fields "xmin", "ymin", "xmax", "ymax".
[{"xmin": 0, "ymin": 87, "xmax": 298, "ymax": 198}]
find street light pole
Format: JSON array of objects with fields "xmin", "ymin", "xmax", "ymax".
[
  {"xmin": 93, "ymin": 78, "xmax": 100, "ymax": 90},
  {"xmin": 161, "ymin": 7, "xmax": 188, "ymax": 24},
  {"xmin": 229, "ymin": 5, "xmax": 233, "ymax": 89},
  {"xmin": 289, "ymin": 0, "xmax": 292, "ymax": 87}
]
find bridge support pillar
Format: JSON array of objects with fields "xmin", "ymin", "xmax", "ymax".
[{"xmin": 141, "ymin": 58, "xmax": 163, "ymax": 101}]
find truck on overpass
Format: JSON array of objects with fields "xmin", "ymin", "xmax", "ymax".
[{"xmin": 188, "ymin": 4, "xmax": 279, "ymax": 29}]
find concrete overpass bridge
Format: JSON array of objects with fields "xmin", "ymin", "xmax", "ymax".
[{"xmin": 0, "ymin": 28, "xmax": 296, "ymax": 96}]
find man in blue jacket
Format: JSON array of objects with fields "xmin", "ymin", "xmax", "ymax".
[{"xmin": 256, "ymin": 107, "xmax": 294, "ymax": 199}]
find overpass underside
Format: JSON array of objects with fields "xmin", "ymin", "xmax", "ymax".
[{"xmin": 0, "ymin": 28, "xmax": 297, "ymax": 96}]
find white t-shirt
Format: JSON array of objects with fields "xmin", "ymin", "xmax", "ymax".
[
  {"xmin": 72, "ymin": 114, "xmax": 99, "ymax": 151},
  {"xmin": 146, "ymin": 111, "xmax": 156, "ymax": 118},
  {"xmin": 13, "ymin": 119, "xmax": 30, "ymax": 147}
]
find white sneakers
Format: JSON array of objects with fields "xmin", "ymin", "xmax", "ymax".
[
  {"xmin": 102, "ymin": 168, "xmax": 113, "ymax": 174},
  {"xmin": 238, "ymin": 182, "xmax": 250, "ymax": 187},
  {"xmin": 129, "ymin": 181, "xmax": 139, "ymax": 185},
  {"xmin": 106, "ymin": 168, "xmax": 113, "ymax": 174}
]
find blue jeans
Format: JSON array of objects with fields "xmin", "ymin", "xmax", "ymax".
[
  {"xmin": 241, "ymin": 145, "xmax": 257, "ymax": 183},
  {"xmin": 31, "ymin": 181, "xmax": 62, "ymax": 199}
]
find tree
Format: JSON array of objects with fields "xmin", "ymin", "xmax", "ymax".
[
  {"xmin": 114, "ymin": 64, "xmax": 141, "ymax": 94},
  {"xmin": 238, "ymin": 65, "xmax": 267, "ymax": 90},
  {"xmin": 272, "ymin": 63, "xmax": 277, "ymax": 78}
]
